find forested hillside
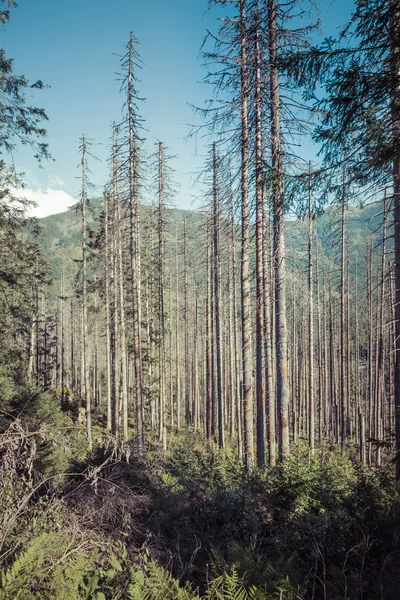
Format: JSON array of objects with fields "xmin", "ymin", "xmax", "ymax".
[
  {"xmin": 38, "ymin": 199, "xmax": 384, "ymax": 288},
  {"xmin": 2, "ymin": 0, "xmax": 400, "ymax": 598}
]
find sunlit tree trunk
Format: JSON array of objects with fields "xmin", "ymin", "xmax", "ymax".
[
  {"xmin": 239, "ymin": 0, "xmax": 254, "ymax": 469},
  {"xmin": 80, "ymin": 133, "xmax": 92, "ymax": 450},
  {"xmin": 268, "ymin": 0, "xmax": 289, "ymax": 460}
]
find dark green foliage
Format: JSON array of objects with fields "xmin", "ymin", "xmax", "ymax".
[
  {"xmin": 0, "ymin": 0, "xmax": 48, "ymax": 163},
  {"xmin": 284, "ymin": 0, "xmax": 394, "ymax": 193},
  {"xmin": 1, "ymin": 423, "xmax": 400, "ymax": 598},
  {"xmin": 0, "ymin": 0, "xmax": 49, "ymax": 394},
  {"xmin": 148, "ymin": 435, "xmax": 400, "ymax": 598},
  {"xmin": 0, "ymin": 385, "xmax": 87, "ymax": 478},
  {"xmin": 0, "ymin": 191, "xmax": 49, "ymax": 375}
]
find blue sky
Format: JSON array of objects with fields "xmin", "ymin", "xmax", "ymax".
[{"xmin": 5, "ymin": 0, "xmax": 353, "ymax": 217}]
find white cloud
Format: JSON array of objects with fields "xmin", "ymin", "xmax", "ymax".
[
  {"xmin": 19, "ymin": 187, "xmax": 76, "ymax": 218},
  {"xmin": 48, "ymin": 175, "xmax": 66, "ymax": 189}
]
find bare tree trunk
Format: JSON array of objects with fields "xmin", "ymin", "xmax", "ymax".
[
  {"xmin": 316, "ymin": 239, "xmax": 323, "ymax": 442},
  {"xmin": 239, "ymin": 0, "xmax": 254, "ymax": 470},
  {"xmin": 228, "ymin": 247, "xmax": 236, "ymax": 439},
  {"xmin": 128, "ymin": 33, "xmax": 144, "ymax": 450},
  {"xmin": 376, "ymin": 193, "xmax": 387, "ymax": 465},
  {"xmin": 111, "ymin": 182, "xmax": 120, "ymax": 439},
  {"xmin": 104, "ymin": 190, "xmax": 112, "ymax": 432},
  {"xmin": 193, "ymin": 286, "xmax": 200, "ymax": 430},
  {"xmin": 255, "ymin": 7, "xmax": 265, "ymax": 468},
  {"xmin": 264, "ymin": 212, "xmax": 276, "ymax": 466},
  {"xmin": 81, "ymin": 133, "xmax": 92, "ymax": 450},
  {"xmin": 355, "ymin": 259, "xmax": 365, "ymax": 463},
  {"xmin": 268, "ymin": 0, "xmax": 290, "ymax": 460},
  {"xmin": 113, "ymin": 126, "xmax": 129, "ymax": 445},
  {"xmin": 212, "ymin": 144, "xmax": 225, "ymax": 448},
  {"xmin": 70, "ymin": 298, "xmax": 76, "ymax": 394},
  {"xmin": 367, "ymin": 243, "xmax": 373, "ymax": 465},
  {"xmin": 175, "ymin": 225, "xmax": 181, "ymax": 431},
  {"xmin": 28, "ymin": 285, "xmax": 36, "ymax": 379},
  {"xmin": 340, "ymin": 169, "xmax": 347, "ymax": 451},
  {"xmin": 389, "ymin": 260, "xmax": 396, "ymax": 438},
  {"xmin": 390, "ymin": 1, "xmax": 400, "ymax": 479},
  {"xmin": 183, "ymin": 218, "xmax": 191, "ymax": 426},
  {"xmin": 231, "ymin": 201, "xmax": 243, "ymax": 460},
  {"xmin": 169, "ymin": 274, "xmax": 174, "ymax": 430},
  {"xmin": 308, "ymin": 165, "xmax": 315, "ymax": 454},
  {"xmin": 60, "ymin": 274, "xmax": 65, "ymax": 407},
  {"xmin": 206, "ymin": 223, "xmax": 212, "ymax": 440},
  {"xmin": 158, "ymin": 142, "xmax": 167, "ymax": 451}
]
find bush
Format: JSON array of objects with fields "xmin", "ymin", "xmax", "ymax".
[{"xmin": 1, "ymin": 422, "xmax": 400, "ymax": 598}]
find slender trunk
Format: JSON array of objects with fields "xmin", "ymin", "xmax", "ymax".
[
  {"xmin": 158, "ymin": 142, "xmax": 167, "ymax": 451},
  {"xmin": 269, "ymin": 0, "xmax": 290, "ymax": 460},
  {"xmin": 340, "ymin": 169, "xmax": 347, "ymax": 451},
  {"xmin": 212, "ymin": 144, "xmax": 225, "ymax": 448},
  {"xmin": 264, "ymin": 212, "xmax": 276, "ymax": 465},
  {"xmin": 128, "ymin": 33, "xmax": 144, "ymax": 450},
  {"xmin": 231, "ymin": 201, "xmax": 243, "ymax": 460},
  {"xmin": 368, "ymin": 243, "xmax": 373, "ymax": 465},
  {"xmin": 239, "ymin": 0, "xmax": 254, "ymax": 470},
  {"xmin": 175, "ymin": 226, "xmax": 181, "ymax": 430},
  {"xmin": 308, "ymin": 165, "xmax": 315, "ymax": 454},
  {"xmin": 113, "ymin": 126, "xmax": 129, "ymax": 444},
  {"xmin": 70, "ymin": 298, "xmax": 75, "ymax": 393},
  {"xmin": 184, "ymin": 218, "xmax": 191, "ymax": 426},
  {"xmin": 104, "ymin": 190, "xmax": 112, "ymax": 431},
  {"xmin": 206, "ymin": 223, "xmax": 212, "ymax": 440},
  {"xmin": 316, "ymin": 239, "xmax": 323, "ymax": 442},
  {"xmin": 111, "ymin": 182, "xmax": 120, "ymax": 439},
  {"xmin": 228, "ymin": 247, "xmax": 236, "ymax": 439},
  {"xmin": 81, "ymin": 134, "xmax": 92, "ymax": 450},
  {"xmin": 255, "ymin": 8, "xmax": 265, "ymax": 468},
  {"xmin": 61, "ymin": 275, "xmax": 65, "ymax": 407},
  {"xmin": 390, "ymin": 0, "xmax": 400, "ymax": 479},
  {"xmin": 376, "ymin": 194, "xmax": 387, "ymax": 465}
]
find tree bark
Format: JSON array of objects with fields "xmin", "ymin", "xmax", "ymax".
[
  {"xmin": 268, "ymin": 0, "xmax": 290, "ymax": 460},
  {"xmin": 239, "ymin": 0, "xmax": 254, "ymax": 470}
]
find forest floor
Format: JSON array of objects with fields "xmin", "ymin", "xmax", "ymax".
[{"xmin": 0, "ymin": 386, "xmax": 399, "ymax": 599}]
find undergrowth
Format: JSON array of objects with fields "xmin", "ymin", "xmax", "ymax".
[{"xmin": 0, "ymin": 408, "xmax": 399, "ymax": 599}]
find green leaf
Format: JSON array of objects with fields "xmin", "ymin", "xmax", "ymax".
[{"xmin": 110, "ymin": 556, "xmax": 123, "ymax": 572}]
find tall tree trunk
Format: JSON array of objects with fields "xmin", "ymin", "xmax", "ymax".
[
  {"xmin": 183, "ymin": 218, "xmax": 190, "ymax": 426},
  {"xmin": 113, "ymin": 125, "xmax": 129, "ymax": 444},
  {"xmin": 255, "ymin": 7, "xmax": 265, "ymax": 468},
  {"xmin": 308, "ymin": 165, "xmax": 315, "ymax": 454},
  {"xmin": 390, "ymin": 0, "xmax": 400, "ymax": 479},
  {"xmin": 81, "ymin": 133, "xmax": 92, "ymax": 450},
  {"xmin": 158, "ymin": 141, "xmax": 167, "ymax": 451},
  {"xmin": 316, "ymin": 239, "xmax": 323, "ymax": 442},
  {"xmin": 269, "ymin": 0, "xmax": 290, "ymax": 460},
  {"xmin": 104, "ymin": 190, "xmax": 112, "ymax": 432},
  {"xmin": 367, "ymin": 243, "xmax": 373, "ymax": 465},
  {"xmin": 264, "ymin": 212, "xmax": 276, "ymax": 466},
  {"xmin": 206, "ymin": 223, "xmax": 212, "ymax": 440},
  {"xmin": 212, "ymin": 143, "xmax": 225, "ymax": 448},
  {"xmin": 70, "ymin": 298, "xmax": 76, "ymax": 394},
  {"xmin": 128, "ymin": 33, "xmax": 144, "ymax": 450},
  {"xmin": 111, "ymin": 180, "xmax": 120, "ymax": 438},
  {"xmin": 376, "ymin": 194, "xmax": 387, "ymax": 465},
  {"xmin": 239, "ymin": 0, "xmax": 254, "ymax": 470},
  {"xmin": 175, "ymin": 225, "xmax": 181, "ymax": 431},
  {"xmin": 231, "ymin": 200, "xmax": 243, "ymax": 460},
  {"xmin": 340, "ymin": 169, "xmax": 347, "ymax": 451}
]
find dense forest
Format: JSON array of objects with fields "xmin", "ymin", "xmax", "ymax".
[{"xmin": 1, "ymin": 0, "xmax": 400, "ymax": 598}]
